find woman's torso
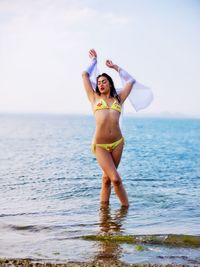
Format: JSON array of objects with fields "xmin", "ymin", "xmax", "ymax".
[{"xmin": 92, "ymin": 95, "xmax": 122, "ymax": 144}]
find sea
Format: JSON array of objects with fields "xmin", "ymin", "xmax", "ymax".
[{"xmin": 0, "ymin": 113, "xmax": 200, "ymax": 265}]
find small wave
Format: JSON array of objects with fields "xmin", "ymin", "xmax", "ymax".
[
  {"xmin": 6, "ymin": 224, "xmax": 52, "ymax": 232},
  {"xmin": 130, "ymin": 178, "xmax": 160, "ymax": 182},
  {"xmin": 0, "ymin": 212, "xmax": 40, "ymax": 218},
  {"xmin": 4, "ymin": 222, "xmax": 97, "ymax": 233}
]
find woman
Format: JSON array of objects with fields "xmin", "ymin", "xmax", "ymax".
[{"xmin": 82, "ymin": 49, "xmax": 136, "ymax": 207}]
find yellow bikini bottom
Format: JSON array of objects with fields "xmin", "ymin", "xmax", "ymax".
[{"xmin": 91, "ymin": 137, "xmax": 124, "ymax": 154}]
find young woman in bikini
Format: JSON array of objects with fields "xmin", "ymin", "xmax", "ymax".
[{"xmin": 82, "ymin": 49, "xmax": 135, "ymax": 207}]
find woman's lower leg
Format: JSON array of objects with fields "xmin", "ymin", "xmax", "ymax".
[
  {"xmin": 112, "ymin": 175, "xmax": 129, "ymax": 207},
  {"xmin": 100, "ymin": 174, "xmax": 111, "ymax": 204}
]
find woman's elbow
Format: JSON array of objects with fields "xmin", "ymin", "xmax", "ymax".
[
  {"xmin": 82, "ymin": 71, "xmax": 89, "ymax": 77},
  {"xmin": 129, "ymin": 78, "xmax": 136, "ymax": 85},
  {"xmin": 126, "ymin": 79, "xmax": 136, "ymax": 90}
]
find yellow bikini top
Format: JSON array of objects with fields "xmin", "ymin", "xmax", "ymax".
[{"xmin": 94, "ymin": 98, "xmax": 122, "ymax": 113}]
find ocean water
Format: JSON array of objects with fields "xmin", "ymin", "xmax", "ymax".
[{"xmin": 0, "ymin": 114, "xmax": 200, "ymax": 265}]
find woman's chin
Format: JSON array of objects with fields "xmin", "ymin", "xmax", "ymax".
[{"xmin": 100, "ymin": 89, "xmax": 108, "ymax": 94}]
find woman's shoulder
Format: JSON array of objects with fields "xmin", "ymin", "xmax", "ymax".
[
  {"xmin": 114, "ymin": 95, "xmax": 121, "ymax": 105},
  {"xmin": 93, "ymin": 93, "xmax": 102, "ymax": 101},
  {"xmin": 90, "ymin": 93, "xmax": 101, "ymax": 105}
]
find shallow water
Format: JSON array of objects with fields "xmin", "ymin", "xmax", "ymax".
[{"xmin": 0, "ymin": 114, "xmax": 200, "ymax": 264}]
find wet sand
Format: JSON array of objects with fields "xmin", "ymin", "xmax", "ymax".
[{"xmin": 0, "ymin": 259, "xmax": 199, "ymax": 267}]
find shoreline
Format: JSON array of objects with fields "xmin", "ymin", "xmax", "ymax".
[
  {"xmin": 1, "ymin": 234, "xmax": 200, "ymax": 267},
  {"xmin": 0, "ymin": 258, "xmax": 199, "ymax": 267}
]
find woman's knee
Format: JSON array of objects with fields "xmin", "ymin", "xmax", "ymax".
[
  {"xmin": 111, "ymin": 173, "xmax": 122, "ymax": 187},
  {"xmin": 102, "ymin": 175, "xmax": 111, "ymax": 187}
]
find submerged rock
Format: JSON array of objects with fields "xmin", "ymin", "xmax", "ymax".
[
  {"xmin": 134, "ymin": 245, "xmax": 145, "ymax": 251},
  {"xmin": 82, "ymin": 234, "xmax": 200, "ymax": 247}
]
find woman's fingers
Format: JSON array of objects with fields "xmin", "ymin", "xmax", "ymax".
[
  {"xmin": 105, "ymin": 60, "xmax": 110, "ymax": 66},
  {"xmin": 92, "ymin": 49, "xmax": 97, "ymax": 57},
  {"xmin": 89, "ymin": 49, "xmax": 97, "ymax": 59},
  {"xmin": 106, "ymin": 60, "xmax": 114, "ymax": 68}
]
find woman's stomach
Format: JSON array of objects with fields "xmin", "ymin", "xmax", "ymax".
[
  {"xmin": 92, "ymin": 125, "xmax": 122, "ymax": 144},
  {"xmin": 93, "ymin": 111, "xmax": 122, "ymax": 143}
]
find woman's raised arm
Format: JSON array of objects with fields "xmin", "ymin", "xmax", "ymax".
[
  {"xmin": 106, "ymin": 60, "xmax": 136, "ymax": 104},
  {"xmin": 82, "ymin": 49, "xmax": 97, "ymax": 103}
]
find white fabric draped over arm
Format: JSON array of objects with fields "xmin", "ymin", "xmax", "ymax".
[
  {"xmin": 118, "ymin": 67, "xmax": 136, "ymax": 84},
  {"xmin": 85, "ymin": 58, "xmax": 99, "ymax": 90},
  {"xmin": 119, "ymin": 68, "xmax": 153, "ymax": 112}
]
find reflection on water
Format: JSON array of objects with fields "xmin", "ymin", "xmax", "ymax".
[
  {"xmin": 99, "ymin": 204, "xmax": 128, "ymax": 234},
  {"xmin": 94, "ymin": 204, "xmax": 128, "ymax": 261}
]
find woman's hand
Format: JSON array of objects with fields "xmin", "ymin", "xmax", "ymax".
[
  {"xmin": 89, "ymin": 49, "xmax": 97, "ymax": 59},
  {"xmin": 105, "ymin": 60, "xmax": 114, "ymax": 68},
  {"xmin": 106, "ymin": 60, "xmax": 119, "ymax": 72}
]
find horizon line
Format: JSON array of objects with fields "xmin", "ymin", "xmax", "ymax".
[{"xmin": 0, "ymin": 111, "xmax": 200, "ymax": 119}]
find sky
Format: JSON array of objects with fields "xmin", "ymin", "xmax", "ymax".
[{"xmin": 0, "ymin": 0, "xmax": 200, "ymax": 117}]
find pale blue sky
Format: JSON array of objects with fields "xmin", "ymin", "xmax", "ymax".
[{"xmin": 0, "ymin": 0, "xmax": 199, "ymax": 116}]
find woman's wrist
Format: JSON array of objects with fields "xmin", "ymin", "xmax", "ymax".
[
  {"xmin": 91, "ymin": 57, "xmax": 97, "ymax": 62},
  {"xmin": 113, "ymin": 64, "xmax": 120, "ymax": 72},
  {"xmin": 85, "ymin": 57, "xmax": 97, "ymax": 75}
]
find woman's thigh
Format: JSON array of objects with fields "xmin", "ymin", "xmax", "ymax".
[
  {"xmin": 95, "ymin": 147, "xmax": 118, "ymax": 179},
  {"xmin": 111, "ymin": 141, "xmax": 124, "ymax": 168},
  {"xmin": 95, "ymin": 142, "xmax": 124, "ymax": 178}
]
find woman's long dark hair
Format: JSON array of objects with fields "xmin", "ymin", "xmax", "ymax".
[{"xmin": 96, "ymin": 73, "xmax": 121, "ymax": 103}]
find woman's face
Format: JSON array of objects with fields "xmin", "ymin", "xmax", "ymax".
[{"xmin": 97, "ymin": 76, "xmax": 111, "ymax": 94}]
